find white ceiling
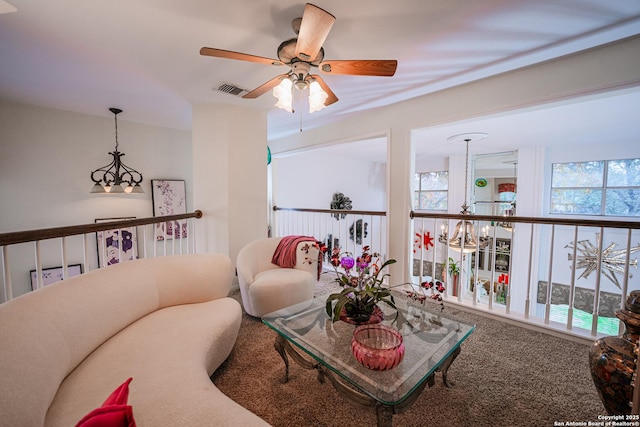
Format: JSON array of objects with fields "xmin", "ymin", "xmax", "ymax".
[{"xmin": 1, "ymin": 0, "xmax": 639, "ymax": 143}]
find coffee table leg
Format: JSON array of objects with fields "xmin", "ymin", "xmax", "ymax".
[
  {"xmin": 274, "ymin": 334, "xmax": 322, "ymax": 384},
  {"xmin": 274, "ymin": 334, "xmax": 290, "ymax": 383},
  {"xmin": 436, "ymin": 346, "xmax": 461, "ymax": 388},
  {"xmin": 376, "ymin": 405, "xmax": 394, "ymax": 427}
]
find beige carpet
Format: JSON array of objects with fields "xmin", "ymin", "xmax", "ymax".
[{"xmin": 212, "ymin": 273, "xmax": 606, "ymax": 426}]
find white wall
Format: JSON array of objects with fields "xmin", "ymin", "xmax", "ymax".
[
  {"xmin": 270, "ymin": 141, "xmax": 388, "ymax": 261},
  {"xmin": 272, "ymin": 147, "xmax": 386, "ymax": 211},
  {"xmin": 192, "ymin": 104, "xmax": 268, "ymax": 266},
  {"xmin": 0, "ymin": 101, "xmax": 192, "ymax": 298}
]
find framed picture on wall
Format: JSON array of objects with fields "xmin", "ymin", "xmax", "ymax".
[
  {"xmin": 494, "ymin": 238, "xmax": 511, "ymax": 272},
  {"xmin": 411, "ymin": 259, "xmax": 444, "ymax": 281},
  {"xmin": 95, "ymin": 217, "xmax": 138, "ymax": 267},
  {"xmin": 151, "ymin": 179, "xmax": 187, "ymax": 241},
  {"xmin": 30, "ymin": 264, "xmax": 83, "ymax": 290}
]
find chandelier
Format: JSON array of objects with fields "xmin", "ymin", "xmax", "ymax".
[
  {"xmin": 272, "ymin": 61, "xmax": 328, "ymax": 113},
  {"xmin": 438, "ymin": 133, "xmax": 490, "ymax": 253},
  {"xmin": 90, "ymin": 108, "xmax": 144, "ymax": 194}
]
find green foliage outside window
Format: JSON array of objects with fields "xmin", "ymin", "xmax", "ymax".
[
  {"xmin": 414, "ymin": 171, "xmax": 448, "ymax": 211},
  {"xmin": 550, "ymin": 158, "xmax": 640, "ymax": 217}
]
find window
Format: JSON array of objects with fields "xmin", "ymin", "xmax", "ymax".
[
  {"xmin": 414, "ymin": 171, "xmax": 448, "ymax": 210},
  {"xmin": 550, "ymin": 158, "xmax": 640, "ymax": 217}
]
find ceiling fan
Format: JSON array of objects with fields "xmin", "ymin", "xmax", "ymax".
[{"xmin": 200, "ymin": 3, "xmax": 397, "ymax": 112}]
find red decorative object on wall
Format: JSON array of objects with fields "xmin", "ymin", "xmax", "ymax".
[
  {"xmin": 413, "ymin": 231, "xmax": 434, "ymax": 253},
  {"xmin": 498, "ymin": 183, "xmax": 515, "ymax": 193}
]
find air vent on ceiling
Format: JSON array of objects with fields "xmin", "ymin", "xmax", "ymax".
[{"xmin": 217, "ymin": 83, "xmax": 248, "ymax": 97}]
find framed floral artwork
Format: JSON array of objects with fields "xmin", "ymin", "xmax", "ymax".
[
  {"xmin": 30, "ymin": 264, "xmax": 83, "ymax": 290},
  {"xmin": 151, "ymin": 179, "xmax": 187, "ymax": 240},
  {"xmin": 95, "ymin": 217, "xmax": 138, "ymax": 267}
]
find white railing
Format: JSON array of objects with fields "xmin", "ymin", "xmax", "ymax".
[
  {"xmin": 0, "ymin": 210, "xmax": 203, "ymax": 303},
  {"xmin": 272, "ymin": 206, "xmax": 640, "ymax": 342},
  {"xmin": 412, "ymin": 211, "xmax": 640, "ymax": 342},
  {"xmin": 272, "ymin": 206, "xmax": 387, "ymax": 268}
]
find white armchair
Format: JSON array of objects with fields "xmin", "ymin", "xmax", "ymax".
[{"xmin": 236, "ymin": 236, "xmax": 320, "ymax": 317}]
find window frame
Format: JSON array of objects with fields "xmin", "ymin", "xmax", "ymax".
[
  {"xmin": 550, "ymin": 158, "xmax": 640, "ymax": 217},
  {"xmin": 414, "ymin": 170, "xmax": 448, "ymax": 211}
]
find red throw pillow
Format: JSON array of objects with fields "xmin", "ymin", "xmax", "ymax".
[{"xmin": 75, "ymin": 377, "xmax": 136, "ymax": 427}]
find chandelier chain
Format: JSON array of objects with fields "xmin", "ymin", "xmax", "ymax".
[{"xmin": 114, "ymin": 113, "xmax": 119, "ymax": 151}]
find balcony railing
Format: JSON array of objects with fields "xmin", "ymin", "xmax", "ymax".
[
  {"xmin": 413, "ymin": 211, "xmax": 640, "ymax": 339},
  {"xmin": 272, "ymin": 206, "xmax": 387, "ymax": 266},
  {"xmin": 0, "ymin": 210, "xmax": 203, "ymax": 303},
  {"xmin": 273, "ymin": 205, "xmax": 640, "ymax": 343}
]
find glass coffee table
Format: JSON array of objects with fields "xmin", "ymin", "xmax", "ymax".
[{"xmin": 262, "ymin": 291, "xmax": 475, "ymax": 427}]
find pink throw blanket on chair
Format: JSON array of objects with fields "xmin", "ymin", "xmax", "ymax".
[{"xmin": 271, "ymin": 235, "xmax": 321, "ymax": 280}]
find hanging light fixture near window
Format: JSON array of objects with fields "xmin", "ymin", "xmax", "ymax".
[
  {"xmin": 90, "ymin": 108, "xmax": 144, "ymax": 194},
  {"xmin": 438, "ymin": 133, "xmax": 490, "ymax": 253}
]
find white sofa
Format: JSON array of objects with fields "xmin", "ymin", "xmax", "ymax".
[
  {"xmin": 236, "ymin": 237, "xmax": 319, "ymax": 317},
  {"xmin": 0, "ymin": 254, "xmax": 270, "ymax": 427}
]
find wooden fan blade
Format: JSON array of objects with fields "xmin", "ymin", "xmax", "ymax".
[
  {"xmin": 200, "ymin": 47, "xmax": 284, "ymax": 66},
  {"xmin": 311, "ymin": 75, "xmax": 338, "ymax": 106},
  {"xmin": 243, "ymin": 74, "xmax": 290, "ymax": 99},
  {"xmin": 319, "ymin": 60, "xmax": 397, "ymax": 76},
  {"xmin": 295, "ymin": 4, "xmax": 335, "ymax": 62}
]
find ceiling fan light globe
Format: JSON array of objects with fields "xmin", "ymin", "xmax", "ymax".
[
  {"xmin": 273, "ymin": 78, "xmax": 293, "ymax": 112},
  {"xmin": 309, "ymin": 81, "xmax": 328, "ymax": 113}
]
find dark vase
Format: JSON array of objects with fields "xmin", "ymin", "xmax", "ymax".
[
  {"xmin": 340, "ymin": 304, "xmax": 384, "ymax": 325},
  {"xmin": 589, "ymin": 290, "xmax": 640, "ymax": 415}
]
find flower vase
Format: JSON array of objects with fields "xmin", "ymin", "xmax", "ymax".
[
  {"xmin": 451, "ymin": 274, "xmax": 458, "ymax": 297},
  {"xmin": 589, "ymin": 290, "xmax": 640, "ymax": 415}
]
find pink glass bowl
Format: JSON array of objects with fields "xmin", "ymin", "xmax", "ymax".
[{"xmin": 351, "ymin": 325, "xmax": 405, "ymax": 371}]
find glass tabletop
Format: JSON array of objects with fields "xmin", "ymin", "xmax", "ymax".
[{"xmin": 262, "ymin": 291, "xmax": 475, "ymax": 405}]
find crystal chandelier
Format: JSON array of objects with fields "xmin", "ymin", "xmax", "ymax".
[
  {"xmin": 438, "ymin": 133, "xmax": 490, "ymax": 253},
  {"xmin": 90, "ymin": 108, "xmax": 144, "ymax": 194}
]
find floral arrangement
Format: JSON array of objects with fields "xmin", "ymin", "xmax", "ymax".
[
  {"xmin": 325, "ymin": 246, "xmax": 397, "ymax": 322},
  {"xmin": 405, "ymin": 281, "xmax": 447, "ymax": 311},
  {"xmin": 422, "ymin": 280, "xmax": 446, "ymax": 310}
]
